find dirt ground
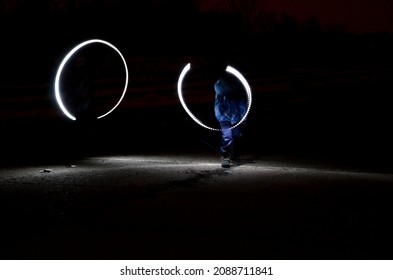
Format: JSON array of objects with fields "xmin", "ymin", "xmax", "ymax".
[{"xmin": 1, "ymin": 149, "xmax": 393, "ymax": 260}]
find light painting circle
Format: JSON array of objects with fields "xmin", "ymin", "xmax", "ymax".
[
  {"xmin": 177, "ymin": 63, "xmax": 252, "ymax": 131},
  {"xmin": 55, "ymin": 39, "xmax": 129, "ymax": 121}
]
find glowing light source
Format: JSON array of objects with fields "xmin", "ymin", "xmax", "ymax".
[
  {"xmin": 177, "ymin": 63, "xmax": 252, "ymax": 131},
  {"xmin": 54, "ymin": 39, "xmax": 129, "ymax": 121}
]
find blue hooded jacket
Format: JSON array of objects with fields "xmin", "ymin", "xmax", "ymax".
[{"xmin": 214, "ymin": 75, "xmax": 247, "ymax": 124}]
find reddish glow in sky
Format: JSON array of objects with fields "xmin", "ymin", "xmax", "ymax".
[
  {"xmin": 267, "ymin": 0, "xmax": 393, "ymax": 33},
  {"xmin": 195, "ymin": 0, "xmax": 393, "ymax": 33}
]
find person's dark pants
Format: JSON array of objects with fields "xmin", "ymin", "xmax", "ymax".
[{"xmin": 219, "ymin": 121, "xmax": 241, "ymax": 158}]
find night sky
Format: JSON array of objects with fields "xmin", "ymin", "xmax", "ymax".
[
  {"xmin": 194, "ymin": 0, "xmax": 393, "ymax": 33},
  {"xmin": 1, "ymin": 0, "xmax": 393, "ymax": 164},
  {"xmin": 265, "ymin": 0, "xmax": 393, "ymax": 33},
  {"xmin": 284, "ymin": 0, "xmax": 391, "ymax": 33}
]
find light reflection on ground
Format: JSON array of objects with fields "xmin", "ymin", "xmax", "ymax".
[{"xmin": 1, "ymin": 154, "xmax": 393, "ymax": 259}]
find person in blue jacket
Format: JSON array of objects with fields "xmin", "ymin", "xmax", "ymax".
[{"xmin": 214, "ymin": 72, "xmax": 247, "ymax": 168}]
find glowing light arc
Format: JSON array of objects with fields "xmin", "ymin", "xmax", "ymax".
[
  {"xmin": 177, "ymin": 63, "xmax": 252, "ymax": 131},
  {"xmin": 54, "ymin": 39, "xmax": 129, "ymax": 121}
]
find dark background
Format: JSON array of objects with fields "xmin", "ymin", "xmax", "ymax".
[
  {"xmin": 1, "ymin": 0, "xmax": 393, "ymax": 261},
  {"xmin": 1, "ymin": 0, "xmax": 393, "ymax": 168}
]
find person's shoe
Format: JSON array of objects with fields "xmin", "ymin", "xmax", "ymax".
[{"xmin": 221, "ymin": 157, "xmax": 231, "ymax": 168}]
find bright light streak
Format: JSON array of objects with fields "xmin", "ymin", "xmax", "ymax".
[
  {"xmin": 177, "ymin": 63, "xmax": 252, "ymax": 131},
  {"xmin": 177, "ymin": 63, "xmax": 216, "ymax": 130},
  {"xmin": 54, "ymin": 39, "xmax": 129, "ymax": 121},
  {"xmin": 225, "ymin": 65, "xmax": 252, "ymax": 130}
]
